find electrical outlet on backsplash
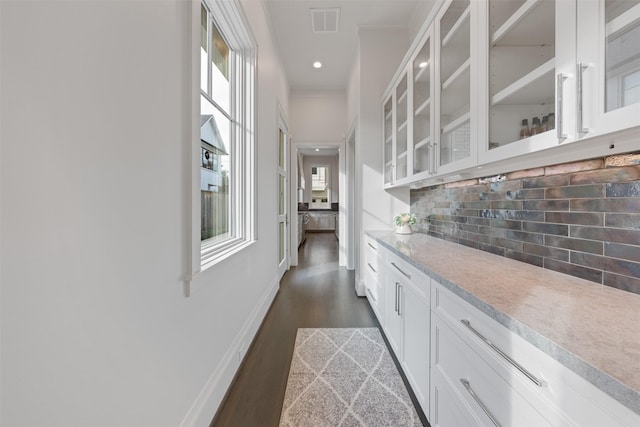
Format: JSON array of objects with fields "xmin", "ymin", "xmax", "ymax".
[{"xmin": 410, "ymin": 153, "xmax": 640, "ymax": 295}]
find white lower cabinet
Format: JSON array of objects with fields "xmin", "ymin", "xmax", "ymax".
[
  {"xmin": 431, "ymin": 313, "xmax": 552, "ymax": 427},
  {"xmin": 401, "ymin": 282, "xmax": 430, "ymax": 410},
  {"xmin": 430, "ymin": 279, "xmax": 640, "ymax": 427},
  {"xmin": 367, "ymin": 238, "xmax": 640, "ymax": 427},
  {"xmin": 364, "ymin": 236, "xmax": 383, "ymax": 323},
  {"xmin": 380, "ymin": 246, "xmax": 431, "ymax": 416}
]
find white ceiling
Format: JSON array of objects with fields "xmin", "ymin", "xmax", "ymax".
[{"xmin": 263, "ymin": 0, "xmax": 429, "ymax": 92}]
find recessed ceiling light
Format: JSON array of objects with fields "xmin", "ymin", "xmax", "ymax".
[
  {"xmin": 419, "ymin": 61, "xmax": 428, "ymax": 68},
  {"xmin": 315, "ymin": 148, "xmax": 320, "ymax": 151},
  {"xmin": 313, "ymin": 61, "xmax": 322, "ymax": 69}
]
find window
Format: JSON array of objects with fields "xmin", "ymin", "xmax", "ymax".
[
  {"xmin": 310, "ymin": 166, "xmax": 330, "ymax": 209},
  {"xmin": 193, "ymin": 0, "xmax": 256, "ymax": 274}
]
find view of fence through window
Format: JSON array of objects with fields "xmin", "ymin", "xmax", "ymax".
[{"xmin": 200, "ymin": 3, "xmax": 232, "ymax": 242}]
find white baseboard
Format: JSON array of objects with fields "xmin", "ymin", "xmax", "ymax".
[
  {"xmin": 355, "ymin": 274, "xmax": 366, "ymax": 297},
  {"xmin": 180, "ymin": 275, "xmax": 280, "ymax": 427}
]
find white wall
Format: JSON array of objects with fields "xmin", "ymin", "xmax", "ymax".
[
  {"xmin": 0, "ymin": 1, "xmax": 288, "ymax": 426},
  {"xmin": 302, "ymin": 155, "xmax": 339, "ymax": 205},
  {"xmin": 290, "ymin": 90, "xmax": 347, "ymax": 142},
  {"xmin": 349, "ymin": 28, "xmax": 412, "ymax": 294}
]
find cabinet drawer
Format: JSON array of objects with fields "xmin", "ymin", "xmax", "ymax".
[
  {"xmin": 430, "ymin": 368, "xmax": 479, "ymax": 427},
  {"xmin": 384, "ymin": 248, "xmax": 429, "ymax": 301},
  {"xmin": 432, "ymin": 313, "xmax": 553, "ymax": 427},
  {"xmin": 365, "ymin": 237, "xmax": 380, "ymax": 273},
  {"xmin": 432, "ymin": 280, "xmax": 640, "ymax": 427}
]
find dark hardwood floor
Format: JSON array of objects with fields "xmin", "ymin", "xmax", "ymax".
[{"xmin": 210, "ymin": 232, "xmax": 428, "ymax": 427}]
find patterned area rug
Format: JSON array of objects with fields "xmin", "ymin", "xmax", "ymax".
[{"xmin": 279, "ymin": 328, "xmax": 422, "ymax": 427}]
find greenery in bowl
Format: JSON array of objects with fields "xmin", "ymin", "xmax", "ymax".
[{"xmin": 394, "ymin": 213, "xmax": 416, "ymax": 227}]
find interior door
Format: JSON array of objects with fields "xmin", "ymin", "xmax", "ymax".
[{"xmin": 278, "ymin": 127, "xmax": 289, "ymax": 279}]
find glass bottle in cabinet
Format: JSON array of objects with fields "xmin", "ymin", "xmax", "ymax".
[
  {"xmin": 577, "ymin": 0, "xmax": 640, "ymax": 137},
  {"xmin": 412, "ymin": 32, "xmax": 434, "ymax": 176},
  {"xmin": 383, "ymin": 96, "xmax": 393, "ymax": 186},
  {"xmin": 395, "ymin": 74, "xmax": 409, "ymax": 181},
  {"xmin": 487, "ymin": 0, "xmax": 556, "ymax": 150},
  {"xmin": 437, "ymin": 0, "xmax": 474, "ymax": 172}
]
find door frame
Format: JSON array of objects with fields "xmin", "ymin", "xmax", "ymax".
[{"xmin": 277, "ymin": 104, "xmax": 290, "ymax": 279}]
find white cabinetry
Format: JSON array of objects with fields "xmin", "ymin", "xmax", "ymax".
[
  {"xmin": 384, "ymin": 28, "xmax": 438, "ymax": 187},
  {"xmin": 306, "ymin": 212, "xmax": 335, "ymax": 231},
  {"xmin": 577, "ymin": 0, "xmax": 640, "ymax": 139},
  {"xmin": 382, "ymin": 0, "xmax": 640, "ymax": 189},
  {"xmin": 436, "ymin": 0, "xmax": 478, "ymax": 174},
  {"xmin": 382, "ymin": 247, "xmax": 431, "ymax": 413},
  {"xmin": 364, "ymin": 236, "xmax": 384, "ymax": 322},
  {"xmin": 430, "ymin": 279, "xmax": 640, "ymax": 427},
  {"xmin": 479, "ymin": 0, "xmax": 578, "ymax": 164}
]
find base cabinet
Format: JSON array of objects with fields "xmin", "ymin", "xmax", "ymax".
[
  {"xmin": 430, "ymin": 280, "xmax": 640, "ymax": 427},
  {"xmin": 381, "ymin": 247, "xmax": 431, "ymax": 416},
  {"xmin": 366, "ymin": 235, "xmax": 640, "ymax": 427},
  {"xmin": 402, "ymin": 285, "xmax": 430, "ymax": 411},
  {"xmin": 364, "ymin": 236, "xmax": 384, "ymax": 322}
]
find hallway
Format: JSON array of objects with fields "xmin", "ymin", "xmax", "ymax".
[{"xmin": 211, "ymin": 233, "xmax": 427, "ymax": 426}]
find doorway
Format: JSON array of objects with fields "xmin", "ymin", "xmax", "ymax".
[{"xmin": 277, "ymin": 115, "xmax": 290, "ymax": 280}]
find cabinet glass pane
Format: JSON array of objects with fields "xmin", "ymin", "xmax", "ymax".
[
  {"xmin": 384, "ymin": 98, "xmax": 393, "ymax": 185},
  {"xmin": 488, "ymin": 0, "xmax": 556, "ymax": 149},
  {"xmin": 440, "ymin": 0, "xmax": 471, "ymax": 167},
  {"xmin": 396, "ymin": 74, "xmax": 409, "ymax": 180},
  {"xmin": 605, "ymin": 0, "xmax": 640, "ymax": 112},
  {"xmin": 413, "ymin": 39, "xmax": 431, "ymax": 174}
]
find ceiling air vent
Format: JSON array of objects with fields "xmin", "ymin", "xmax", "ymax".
[{"xmin": 310, "ymin": 8, "xmax": 340, "ymax": 33}]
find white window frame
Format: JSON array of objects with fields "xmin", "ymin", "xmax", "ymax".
[{"xmin": 187, "ymin": 0, "xmax": 256, "ymax": 289}]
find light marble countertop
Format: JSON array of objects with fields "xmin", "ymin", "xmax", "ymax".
[{"xmin": 366, "ymin": 230, "xmax": 640, "ymax": 415}]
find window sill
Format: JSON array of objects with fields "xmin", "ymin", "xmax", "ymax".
[{"xmin": 186, "ymin": 239, "xmax": 256, "ymax": 296}]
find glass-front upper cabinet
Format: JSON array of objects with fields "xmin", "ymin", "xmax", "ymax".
[
  {"xmin": 383, "ymin": 96, "xmax": 393, "ymax": 186},
  {"xmin": 486, "ymin": 0, "xmax": 557, "ymax": 151},
  {"xmin": 412, "ymin": 30, "xmax": 435, "ymax": 178},
  {"xmin": 436, "ymin": 0, "xmax": 477, "ymax": 174},
  {"xmin": 395, "ymin": 73, "xmax": 409, "ymax": 182},
  {"xmin": 577, "ymin": 0, "xmax": 640, "ymax": 138},
  {"xmin": 480, "ymin": 0, "xmax": 579, "ymax": 164}
]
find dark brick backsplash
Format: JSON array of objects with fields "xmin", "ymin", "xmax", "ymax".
[{"xmin": 410, "ymin": 156, "xmax": 640, "ymax": 295}]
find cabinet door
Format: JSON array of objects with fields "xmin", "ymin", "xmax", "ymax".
[
  {"xmin": 383, "ymin": 95, "xmax": 394, "ymax": 186},
  {"xmin": 436, "ymin": 0, "xmax": 478, "ymax": 174},
  {"xmin": 395, "ymin": 72, "xmax": 410, "ymax": 182},
  {"xmin": 384, "ymin": 269, "xmax": 404, "ymax": 357},
  {"xmin": 411, "ymin": 28, "xmax": 437, "ymax": 179},
  {"xmin": 479, "ymin": 0, "xmax": 578, "ymax": 165},
  {"xmin": 577, "ymin": 0, "xmax": 640, "ymax": 138},
  {"xmin": 402, "ymin": 282, "xmax": 430, "ymax": 413}
]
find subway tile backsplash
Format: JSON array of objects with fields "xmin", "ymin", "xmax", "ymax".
[{"xmin": 410, "ymin": 155, "xmax": 640, "ymax": 295}]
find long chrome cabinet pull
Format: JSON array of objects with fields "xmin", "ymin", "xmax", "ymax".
[
  {"xmin": 556, "ymin": 73, "xmax": 569, "ymax": 140},
  {"xmin": 461, "ymin": 320, "xmax": 545, "ymax": 387},
  {"xmin": 577, "ymin": 62, "xmax": 591, "ymax": 135},
  {"xmin": 397, "ymin": 284, "xmax": 402, "ymax": 316},
  {"xmin": 367, "ymin": 242, "xmax": 376, "ymax": 251},
  {"xmin": 460, "ymin": 379, "xmax": 502, "ymax": 427},
  {"xmin": 367, "ymin": 263, "xmax": 376, "ymax": 273},
  {"xmin": 395, "ymin": 283, "xmax": 399, "ymax": 313},
  {"xmin": 390, "ymin": 262, "xmax": 411, "ymax": 279}
]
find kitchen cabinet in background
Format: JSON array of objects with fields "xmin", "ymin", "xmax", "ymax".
[{"xmin": 305, "ymin": 211, "xmax": 335, "ymax": 231}]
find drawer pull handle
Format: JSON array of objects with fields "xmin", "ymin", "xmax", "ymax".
[
  {"xmin": 461, "ymin": 320, "xmax": 545, "ymax": 387},
  {"xmin": 460, "ymin": 378, "xmax": 502, "ymax": 427},
  {"xmin": 390, "ymin": 262, "xmax": 411, "ymax": 279},
  {"xmin": 367, "ymin": 243, "xmax": 377, "ymax": 251},
  {"xmin": 367, "ymin": 263, "xmax": 377, "ymax": 273}
]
